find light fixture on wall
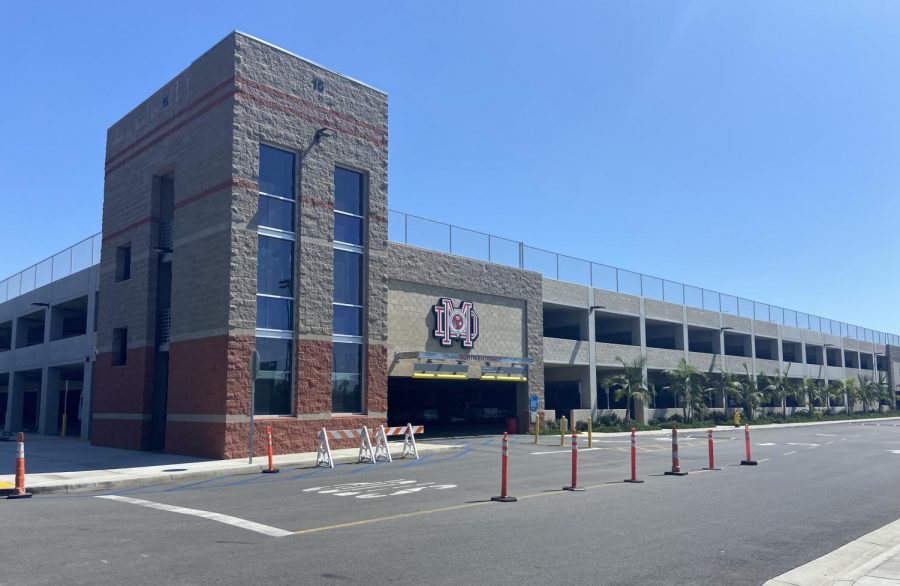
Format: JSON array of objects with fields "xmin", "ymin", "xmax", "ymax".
[{"xmin": 314, "ymin": 127, "xmax": 336, "ymax": 143}]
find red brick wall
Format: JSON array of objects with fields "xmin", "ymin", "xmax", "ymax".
[
  {"xmin": 223, "ymin": 416, "xmax": 388, "ymax": 459},
  {"xmin": 92, "ymin": 419, "xmax": 150, "ymax": 451},
  {"xmin": 168, "ymin": 335, "xmax": 233, "ymax": 415},
  {"xmin": 166, "ymin": 421, "xmax": 227, "ymax": 458},
  {"xmin": 296, "ymin": 339, "xmax": 332, "ymax": 414},
  {"xmin": 93, "ymin": 347, "xmax": 155, "ymax": 414},
  {"xmin": 92, "ymin": 346, "xmax": 155, "ymax": 450}
]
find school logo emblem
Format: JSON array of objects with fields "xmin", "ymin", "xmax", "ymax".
[{"xmin": 433, "ymin": 298, "xmax": 479, "ymax": 349}]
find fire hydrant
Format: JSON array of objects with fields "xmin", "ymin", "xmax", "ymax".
[{"xmin": 733, "ymin": 411, "xmax": 741, "ymax": 427}]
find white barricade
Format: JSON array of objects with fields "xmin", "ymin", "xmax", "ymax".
[{"xmin": 314, "ymin": 423, "xmax": 425, "ymax": 468}]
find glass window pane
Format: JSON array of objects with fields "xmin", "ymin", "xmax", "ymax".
[
  {"xmin": 334, "ymin": 167, "xmax": 363, "ymax": 215},
  {"xmin": 254, "ymin": 337, "xmax": 293, "ymax": 415},
  {"xmin": 333, "ymin": 305, "xmax": 363, "ymax": 336},
  {"xmin": 332, "ymin": 342, "xmax": 362, "ymax": 413},
  {"xmin": 257, "ymin": 236, "xmax": 293, "ymax": 296},
  {"xmin": 259, "ymin": 145, "xmax": 295, "ymax": 199},
  {"xmin": 333, "ymin": 249, "xmax": 362, "ymax": 305},
  {"xmin": 332, "ymin": 374, "xmax": 362, "ymax": 413},
  {"xmin": 335, "ymin": 214, "xmax": 363, "ymax": 245},
  {"xmin": 259, "ymin": 196, "xmax": 294, "ymax": 232},
  {"xmin": 255, "ymin": 377, "xmax": 292, "ymax": 415},
  {"xmin": 257, "ymin": 297, "xmax": 293, "ymax": 330},
  {"xmin": 333, "ymin": 342, "xmax": 362, "ymax": 374},
  {"xmin": 257, "ymin": 337, "xmax": 293, "ymax": 372}
]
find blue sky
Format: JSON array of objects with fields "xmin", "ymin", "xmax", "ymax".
[{"xmin": 1, "ymin": 1, "xmax": 898, "ymax": 334}]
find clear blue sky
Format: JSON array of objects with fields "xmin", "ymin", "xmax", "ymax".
[{"xmin": 1, "ymin": 1, "xmax": 898, "ymax": 335}]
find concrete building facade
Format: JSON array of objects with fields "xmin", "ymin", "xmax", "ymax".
[{"xmin": 2, "ymin": 32, "xmax": 898, "ymax": 457}]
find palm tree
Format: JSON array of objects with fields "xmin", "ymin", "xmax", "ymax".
[
  {"xmin": 875, "ymin": 372, "xmax": 893, "ymax": 413},
  {"xmin": 827, "ymin": 379, "xmax": 846, "ymax": 413},
  {"xmin": 609, "ymin": 356, "xmax": 654, "ymax": 424},
  {"xmin": 663, "ymin": 359, "xmax": 707, "ymax": 423},
  {"xmin": 844, "ymin": 377, "xmax": 862, "ymax": 414},
  {"xmin": 802, "ymin": 377, "xmax": 826, "ymax": 414},
  {"xmin": 763, "ymin": 364, "xmax": 794, "ymax": 419},
  {"xmin": 858, "ymin": 375, "xmax": 878, "ymax": 415},
  {"xmin": 726, "ymin": 365, "xmax": 765, "ymax": 421}
]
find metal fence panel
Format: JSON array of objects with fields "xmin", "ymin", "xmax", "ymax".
[
  {"xmin": 684, "ymin": 285, "xmax": 703, "ymax": 309},
  {"xmin": 523, "ymin": 246, "xmax": 558, "ymax": 279},
  {"xmin": 641, "ymin": 275, "xmax": 663, "ymax": 301},
  {"xmin": 663, "ymin": 280, "xmax": 683, "ymax": 305},
  {"xmin": 558, "ymin": 255, "xmax": 591, "ymax": 287},
  {"xmin": 617, "ymin": 269, "xmax": 641, "ymax": 296}
]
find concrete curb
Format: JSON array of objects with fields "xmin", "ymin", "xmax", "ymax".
[
  {"xmin": 1, "ymin": 443, "xmax": 464, "ymax": 497},
  {"xmin": 764, "ymin": 516, "xmax": 900, "ymax": 585}
]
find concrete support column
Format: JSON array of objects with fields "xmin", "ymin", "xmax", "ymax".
[
  {"xmin": 6, "ymin": 372, "xmax": 24, "ymax": 432},
  {"xmin": 682, "ymin": 306, "xmax": 689, "ymax": 361},
  {"xmin": 81, "ymin": 360, "xmax": 93, "ymax": 440},
  {"xmin": 586, "ymin": 290, "xmax": 597, "ymax": 418},
  {"xmin": 39, "ymin": 366, "xmax": 61, "ymax": 435},
  {"xmin": 637, "ymin": 298, "xmax": 648, "ymax": 424}
]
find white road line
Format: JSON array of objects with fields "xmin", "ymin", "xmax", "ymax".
[
  {"xmin": 531, "ymin": 447, "xmax": 605, "ymax": 455},
  {"xmin": 783, "ymin": 451, "xmax": 797, "ymax": 456},
  {"xmin": 758, "ymin": 458, "xmax": 770, "ymax": 462},
  {"xmin": 826, "ymin": 441, "xmax": 835, "ymax": 445},
  {"xmin": 96, "ymin": 495, "xmax": 293, "ymax": 537}
]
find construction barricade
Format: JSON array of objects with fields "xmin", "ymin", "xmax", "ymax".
[{"xmin": 315, "ymin": 423, "xmax": 423, "ymax": 469}]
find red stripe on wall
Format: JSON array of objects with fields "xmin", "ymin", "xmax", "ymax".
[
  {"xmin": 235, "ymin": 77, "xmax": 386, "ymax": 138},
  {"xmin": 106, "ymin": 77, "xmax": 236, "ymax": 168},
  {"xmin": 102, "ymin": 216, "xmax": 158, "ymax": 242},
  {"xmin": 235, "ymin": 91, "xmax": 386, "ymax": 148},
  {"xmin": 105, "ymin": 90, "xmax": 237, "ymax": 177}
]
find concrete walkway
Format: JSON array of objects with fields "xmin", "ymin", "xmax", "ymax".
[
  {"xmin": 765, "ymin": 517, "xmax": 900, "ymax": 585},
  {"xmin": 0, "ymin": 435, "xmax": 463, "ymax": 495}
]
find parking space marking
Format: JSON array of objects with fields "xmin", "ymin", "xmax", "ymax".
[
  {"xmin": 96, "ymin": 495, "xmax": 293, "ymax": 537},
  {"xmin": 302, "ymin": 479, "xmax": 456, "ymax": 499},
  {"xmin": 291, "ymin": 481, "xmax": 619, "ymax": 537},
  {"xmin": 783, "ymin": 451, "xmax": 798, "ymax": 456}
]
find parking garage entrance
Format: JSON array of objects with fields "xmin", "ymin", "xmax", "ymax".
[{"xmin": 388, "ymin": 377, "xmax": 518, "ymax": 436}]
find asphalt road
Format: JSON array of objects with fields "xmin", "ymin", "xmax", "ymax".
[{"xmin": 3, "ymin": 421, "xmax": 900, "ymax": 585}]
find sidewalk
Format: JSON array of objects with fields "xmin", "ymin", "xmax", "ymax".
[
  {"xmin": 0, "ymin": 435, "xmax": 463, "ymax": 496},
  {"xmin": 765, "ymin": 517, "xmax": 900, "ymax": 585}
]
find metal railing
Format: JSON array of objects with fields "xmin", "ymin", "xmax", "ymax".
[
  {"xmin": 0, "ymin": 234, "xmax": 101, "ymax": 305},
  {"xmin": 388, "ymin": 210, "xmax": 899, "ymax": 347}
]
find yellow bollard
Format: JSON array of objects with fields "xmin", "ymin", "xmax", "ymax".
[
  {"xmin": 534, "ymin": 413, "xmax": 539, "ymax": 444},
  {"xmin": 560, "ymin": 416, "xmax": 567, "ymax": 446},
  {"xmin": 588, "ymin": 419, "xmax": 592, "ymax": 448}
]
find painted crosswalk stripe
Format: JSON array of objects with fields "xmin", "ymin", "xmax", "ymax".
[{"xmin": 96, "ymin": 495, "xmax": 292, "ymax": 537}]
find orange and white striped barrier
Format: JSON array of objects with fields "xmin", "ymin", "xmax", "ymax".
[
  {"xmin": 703, "ymin": 429, "xmax": 721, "ymax": 470},
  {"xmin": 7, "ymin": 432, "xmax": 32, "ymax": 500},
  {"xmin": 664, "ymin": 424, "xmax": 688, "ymax": 476},
  {"xmin": 315, "ymin": 423, "xmax": 426, "ymax": 468},
  {"xmin": 491, "ymin": 432, "xmax": 517, "ymax": 502},
  {"xmin": 563, "ymin": 431, "xmax": 584, "ymax": 491},
  {"xmin": 262, "ymin": 424, "xmax": 279, "ymax": 474},
  {"xmin": 624, "ymin": 427, "xmax": 644, "ymax": 484},
  {"xmin": 741, "ymin": 423, "xmax": 758, "ymax": 465}
]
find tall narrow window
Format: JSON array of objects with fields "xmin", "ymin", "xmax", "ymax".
[
  {"xmin": 112, "ymin": 328, "xmax": 128, "ymax": 366},
  {"xmin": 255, "ymin": 144, "xmax": 296, "ymax": 415},
  {"xmin": 332, "ymin": 167, "xmax": 366, "ymax": 413},
  {"xmin": 115, "ymin": 244, "xmax": 131, "ymax": 282}
]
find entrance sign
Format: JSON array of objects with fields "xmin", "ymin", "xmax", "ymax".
[{"xmin": 433, "ymin": 298, "xmax": 480, "ymax": 349}]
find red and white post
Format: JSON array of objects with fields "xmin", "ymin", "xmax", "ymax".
[
  {"xmin": 741, "ymin": 423, "xmax": 758, "ymax": 465},
  {"xmin": 703, "ymin": 429, "xmax": 721, "ymax": 470},
  {"xmin": 563, "ymin": 431, "xmax": 584, "ymax": 491},
  {"xmin": 491, "ymin": 432, "xmax": 517, "ymax": 502},
  {"xmin": 262, "ymin": 424, "xmax": 279, "ymax": 473},
  {"xmin": 624, "ymin": 427, "xmax": 644, "ymax": 483},
  {"xmin": 664, "ymin": 423, "xmax": 688, "ymax": 476},
  {"xmin": 7, "ymin": 432, "xmax": 32, "ymax": 499}
]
